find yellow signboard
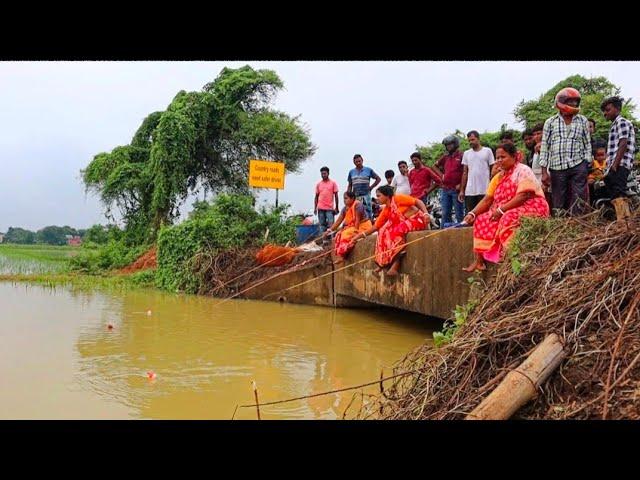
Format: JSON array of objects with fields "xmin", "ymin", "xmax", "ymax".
[{"xmin": 248, "ymin": 159, "xmax": 285, "ymax": 189}]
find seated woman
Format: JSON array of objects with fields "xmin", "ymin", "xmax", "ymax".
[
  {"xmin": 462, "ymin": 142, "xmax": 550, "ymax": 272},
  {"xmin": 323, "ymin": 191, "xmax": 373, "ymax": 263},
  {"xmin": 350, "ymin": 185, "xmax": 428, "ymax": 276}
]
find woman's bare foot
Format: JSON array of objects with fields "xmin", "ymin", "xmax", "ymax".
[
  {"xmin": 373, "ymin": 266, "xmax": 384, "ymax": 274},
  {"xmin": 387, "ymin": 259, "xmax": 401, "ymax": 276},
  {"xmin": 462, "ymin": 261, "xmax": 486, "ymax": 272},
  {"xmin": 333, "ymin": 256, "xmax": 345, "ymax": 265}
]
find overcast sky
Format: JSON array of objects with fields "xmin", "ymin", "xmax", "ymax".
[{"xmin": 1, "ymin": 61, "xmax": 639, "ymax": 232}]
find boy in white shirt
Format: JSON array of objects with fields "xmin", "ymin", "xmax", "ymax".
[{"xmin": 391, "ymin": 160, "xmax": 412, "ymax": 195}]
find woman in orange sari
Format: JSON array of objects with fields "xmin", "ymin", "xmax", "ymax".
[
  {"xmin": 350, "ymin": 185, "xmax": 428, "ymax": 276},
  {"xmin": 463, "ymin": 142, "xmax": 550, "ymax": 272},
  {"xmin": 323, "ymin": 191, "xmax": 373, "ymax": 263}
]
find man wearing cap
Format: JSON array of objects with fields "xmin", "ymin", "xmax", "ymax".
[
  {"xmin": 539, "ymin": 87, "xmax": 591, "ymax": 216},
  {"xmin": 432, "ymin": 135, "xmax": 465, "ymax": 224}
]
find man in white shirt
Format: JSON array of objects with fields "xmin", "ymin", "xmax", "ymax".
[
  {"xmin": 391, "ymin": 160, "xmax": 412, "ymax": 195},
  {"xmin": 458, "ymin": 130, "xmax": 495, "ymax": 213}
]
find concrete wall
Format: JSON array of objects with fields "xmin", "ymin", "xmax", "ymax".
[
  {"xmin": 239, "ymin": 227, "xmax": 491, "ymax": 320},
  {"xmin": 240, "ymin": 262, "xmax": 334, "ymax": 306},
  {"xmin": 334, "ymin": 228, "xmax": 478, "ymax": 319}
]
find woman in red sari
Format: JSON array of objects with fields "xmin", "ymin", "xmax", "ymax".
[
  {"xmin": 323, "ymin": 191, "xmax": 373, "ymax": 263},
  {"xmin": 350, "ymin": 185, "xmax": 428, "ymax": 276},
  {"xmin": 463, "ymin": 143, "xmax": 550, "ymax": 272}
]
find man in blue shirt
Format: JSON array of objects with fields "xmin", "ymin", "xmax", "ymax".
[{"xmin": 347, "ymin": 154, "xmax": 381, "ymax": 219}]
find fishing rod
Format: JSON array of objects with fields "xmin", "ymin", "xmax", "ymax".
[
  {"xmin": 259, "ymin": 229, "xmax": 446, "ymax": 302},
  {"xmin": 212, "ymin": 248, "xmax": 333, "ymax": 307},
  {"xmin": 213, "ymin": 227, "xmax": 451, "ymax": 308}
]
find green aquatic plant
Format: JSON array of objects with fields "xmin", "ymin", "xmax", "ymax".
[{"xmin": 433, "ymin": 300, "xmax": 477, "ymax": 348}]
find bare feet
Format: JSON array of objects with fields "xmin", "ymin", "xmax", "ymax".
[
  {"xmin": 387, "ymin": 259, "xmax": 401, "ymax": 276},
  {"xmin": 462, "ymin": 261, "xmax": 486, "ymax": 272},
  {"xmin": 333, "ymin": 256, "xmax": 345, "ymax": 265},
  {"xmin": 373, "ymin": 266, "xmax": 384, "ymax": 275}
]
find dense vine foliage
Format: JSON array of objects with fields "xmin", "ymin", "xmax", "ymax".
[{"xmin": 82, "ymin": 66, "xmax": 316, "ymax": 244}]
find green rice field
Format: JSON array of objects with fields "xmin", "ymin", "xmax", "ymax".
[{"xmin": 0, "ymin": 244, "xmax": 77, "ymax": 274}]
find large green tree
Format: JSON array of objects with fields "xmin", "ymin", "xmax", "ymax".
[
  {"xmin": 82, "ymin": 224, "xmax": 121, "ymax": 245},
  {"xmin": 36, "ymin": 225, "xmax": 78, "ymax": 245},
  {"xmin": 82, "ymin": 66, "xmax": 316, "ymax": 243},
  {"xmin": 4, "ymin": 227, "xmax": 36, "ymax": 244}
]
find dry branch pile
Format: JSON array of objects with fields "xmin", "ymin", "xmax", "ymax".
[
  {"xmin": 353, "ymin": 211, "xmax": 640, "ymax": 420},
  {"xmin": 190, "ymin": 245, "xmax": 332, "ymax": 298}
]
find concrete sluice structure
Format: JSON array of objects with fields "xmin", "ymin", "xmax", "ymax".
[{"xmin": 241, "ymin": 228, "xmax": 493, "ymax": 320}]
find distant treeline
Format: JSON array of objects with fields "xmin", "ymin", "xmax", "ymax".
[{"xmin": 2, "ymin": 224, "xmax": 120, "ymax": 245}]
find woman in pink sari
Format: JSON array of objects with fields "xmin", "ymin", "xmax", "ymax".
[
  {"xmin": 350, "ymin": 185, "xmax": 428, "ymax": 276},
  {"xmin": 463, "ymin": 142, "xmax": 550, "ymax": 272}
]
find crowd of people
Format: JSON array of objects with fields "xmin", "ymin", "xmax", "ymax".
[{"xmin": 313, "ymin": 89, "xmax": 636, "ymax": 274}]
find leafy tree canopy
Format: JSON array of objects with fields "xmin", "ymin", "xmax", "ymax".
[{"xmin": 82, "ymin": 66, "xmax": 316, "ymax": 244}]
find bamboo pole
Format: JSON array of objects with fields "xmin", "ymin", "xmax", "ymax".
[
  {"xmin": 252, "ymin": 380, "xmax": 261, "ymax": 420},
  {"xmin": 466, "ymin": 333, "xmax": 566, "ymax": 420}
]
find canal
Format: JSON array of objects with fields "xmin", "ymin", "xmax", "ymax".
[{"xmin": 0, "ymin": 282, "xmax": 435, "ymax": 419}]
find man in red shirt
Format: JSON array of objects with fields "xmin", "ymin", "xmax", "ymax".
[
  {"xmin": 408, "ymin": 151, "xmax": 441, "ymax": 203},
  {"xmin": 432, "ymin": 135, "xmax": 465, "ymax": 224}
]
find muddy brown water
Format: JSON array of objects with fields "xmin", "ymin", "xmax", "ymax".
[{"xmin": 0, "ymin": 282, "xmax": 435, "ymax": 419}]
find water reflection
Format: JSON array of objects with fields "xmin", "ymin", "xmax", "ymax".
[{"xmin": 1, "ymin": 282, "xmax": 435, "ymax": 419}]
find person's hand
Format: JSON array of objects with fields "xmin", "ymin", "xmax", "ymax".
[
  {"xmin": 490, "ymin": 209, "xmax": 503, "ymax": 222},
  {"xmin": 542, "ymin": 171, "xmax": 551, "ymax": 188},
  {"xmin": 458, "ymin": 192, "xmax": 464, "ymax": 203},
  {"xmin": 455, "ymin": 184, "xmax": 461, "ymax": 192},
  {"xmin": 349, "ymin": 234, "xmax": 362, "ymax": 246},
  {"xmin": 334, "ymin": 208, "xmax": 339, "ymax": 215},
  {"xmin": 313, "ymin": 207, "xmax": 318, "ymax": 215},
  {"xmin": 463, "ymin": 213, "xmax": 475, "ymax": 225},
  {"xmin": 535, "ymin": 143, "xmax": 541, "ymax": 154},
  {"xmin": 611, "ymin": 162, "xmax": 619, "ymax": 172}
]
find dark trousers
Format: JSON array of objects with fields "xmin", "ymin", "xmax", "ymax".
[
  {"xmin": 464, "ymin": 195, "xmax": 484, "ymax": 214},
  {"xmin": 550, "ymin": 161, "xmax": 589, "ymax": 216},
  {"xmin": 603, "ymin": 166, "xmax": 630, "ymax": 199},
  {"xmin": 317, "ymin": 209, "xmax": 335, "ymax": 233},
  {"xmin": 440, "ymin": 188, "xmax": 465, "ymax": 224}
]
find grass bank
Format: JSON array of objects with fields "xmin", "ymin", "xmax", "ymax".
[{"xmin": 0, "ymin": 244, "xmax": 155, "ymax": 291}]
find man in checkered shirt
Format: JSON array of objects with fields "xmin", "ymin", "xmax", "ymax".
[
  {"xmin": 539, "ymin": 87, "xmax": 591, "ymax": 216},
  {"xmin": 601, "ymin": 96, "xmax": 636, "ymax": 210}
]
